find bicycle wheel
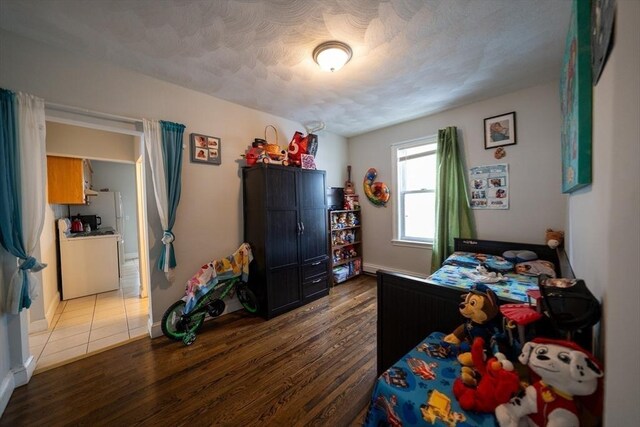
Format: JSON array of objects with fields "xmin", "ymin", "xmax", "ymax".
[
  {"xmin": 236, "ymin": 284, "xmax": 259, "ymax": 314},
  {"xmin": 161, "ymin": 300, "xmax": 205, "ymax": 341}
]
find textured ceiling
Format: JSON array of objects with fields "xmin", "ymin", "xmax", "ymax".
[{"xmin": 0, "ymin": 0, "xmax": 571, "ymax": 137}]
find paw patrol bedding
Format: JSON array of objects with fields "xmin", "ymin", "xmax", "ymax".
[
  {"xmin": 365, "ymin": 332, "xmax": 497, "ymax": 427},
  {"xmin": 428, "ymin": 264, "xmax": 540, "ymax": 303}
]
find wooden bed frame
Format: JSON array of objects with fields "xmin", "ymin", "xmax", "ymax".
[{"xmin": 376, "ymin": 238, "xmax": 567, "ymax": 375}]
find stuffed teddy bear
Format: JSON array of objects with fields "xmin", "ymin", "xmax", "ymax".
[
  {"xmin": 444, "ymin": 284, "xmax": 501, "ymax": 366},
  {"xmin": 453, "ymin": 337, "xmax": 520, "ymax": 413},
  {"xmin": 545, "ymin": 228, "xmax": 565, "ymax": 249},
  {"xmin": 495, "ymin": 338, "xmax": 603, "ymax": 427}
]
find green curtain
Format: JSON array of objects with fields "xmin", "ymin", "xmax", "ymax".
[{"xmin": 430, "ymin": 126, "xmax": 475, "ymax": 272}]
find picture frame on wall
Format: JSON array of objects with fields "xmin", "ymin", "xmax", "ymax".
[
  {"xmin": 560, "ymin": 0, "xmax": 592, "ymax": 193},
  {"xmin": 591, "ymin": 0, "xmax": 616, "ymax": 85},
  {"xmin": 484, "ymin": 112, "xmax": 517, "ymax": 149},
  {"xmin": 190, "ymin": 133, "xmax": 221, "ymax": 165}
]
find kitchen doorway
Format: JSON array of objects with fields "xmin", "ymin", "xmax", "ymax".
[{"xmin": 28, "ymin": 111, "xmax": 153, "ymax": 370}]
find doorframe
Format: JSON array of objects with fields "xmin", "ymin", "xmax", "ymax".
[{"xmin": 38, "ymin": 113, "xmax": 152, "ymax": 325}]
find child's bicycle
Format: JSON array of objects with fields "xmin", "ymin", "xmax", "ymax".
[{"xmin": 161, "ymin": 243, "xmax": 259, "ymax": 345}]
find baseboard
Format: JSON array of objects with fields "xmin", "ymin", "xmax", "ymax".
[
  {"xmin": 45, "ymin": 292, "xmax": 60, "ymax": 326},
  {"xmin": 29, "ymin": 318, "xmax": 48, "ymax": 334},
  {"xmin": 12, "ymin": 354, "xmax": 36, "ymax": 387},
  {"xmin": 149, "ymin": 319, "xmax": 163, "ymax": 339},
  {"xmin": 363, "ymin": 262, "xmax": 427, "ymax": 279},
  {"xmin": 0, "ymin": 370, "xmax": 15, "ymax": 418},
  {"xmin": 29, "ymin": 292, "xmax": 61, "ymax": 334}
]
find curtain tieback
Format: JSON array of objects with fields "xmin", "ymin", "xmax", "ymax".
[
  {"xmin": 161, "ymin": 230, "xmax": 175, "ymax": 245},
  {"xmin": 161, "ymin": 230, "xmax": 175, "ymax": 273},
  {"xmin": 19, "ymin": 256, "xmax": 47, "ymax": 273}
]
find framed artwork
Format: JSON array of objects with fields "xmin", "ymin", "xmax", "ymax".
[
  {"xmin": 560, "ymin": 0, "xmax": 592, "ymax": 193},
  {"xmin": 592, "ymin": 0, "xmax": 616, "ymax": 85},
  {"xmin": 484, "ymin": 112, "xmax": 517, "ymax": 149},
  {"xmin": 190, "ymin": 133, "xmax": 221, "ymax": 165}
]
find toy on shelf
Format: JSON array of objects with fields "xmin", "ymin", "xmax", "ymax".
[
  {"xmin": 495, "ymin": 338, "xmax": 603, "ymax": 427},
  {"xmin": 346, "ymin": 212, "xmax": 359, "ymax": 227},
  {"xmin": 344, "ymin": 194, "xmax": 360, "ymax": 210}
]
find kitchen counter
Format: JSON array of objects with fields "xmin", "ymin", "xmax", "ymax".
[{"xmin": 68, "ymin": 227, "xmax": 118, "ymax": 240}]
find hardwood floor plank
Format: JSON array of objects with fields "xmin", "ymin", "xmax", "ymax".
[{"xmin": 1, "ymin": 275, "xmax": 378, "ymax": 426}]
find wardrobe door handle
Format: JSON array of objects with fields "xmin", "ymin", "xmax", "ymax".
[
  {"xmin": 296, "ymin": 222, "xmax": 301, "ymax": 235},
  {"xmin": 300, "ymin": 222, "xmax": 305, "ymax": 234}
]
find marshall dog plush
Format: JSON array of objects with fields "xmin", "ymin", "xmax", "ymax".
[
  {"xmin": 495, "ymin": 338, "xmax": 603, "ymax": 427},
  {"xmin": 444, "ymin": 284, "xmax": 501, "ymax": 365}
]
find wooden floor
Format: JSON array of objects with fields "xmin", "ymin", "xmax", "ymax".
[{"xmin": 1, "ymin": 275, "xmax": 377, "ymax": 426}]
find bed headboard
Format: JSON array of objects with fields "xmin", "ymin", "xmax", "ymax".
[{"xmin": 454, "ymin": 238, "xmax": 562, "ymax": 276}]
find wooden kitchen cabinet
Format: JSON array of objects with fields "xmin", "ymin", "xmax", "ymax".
[{"xmin": 47, "ymin": 156, "xmax": 94, "ymax": 204}]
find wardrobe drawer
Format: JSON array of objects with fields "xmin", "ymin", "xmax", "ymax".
[
  {"xmin": 303, "ymin": 275, "xmax": 329, "ymax": 298},
  {"xmin": 302, "ymin": 258, "xmax": 329, "ymax": 281}
]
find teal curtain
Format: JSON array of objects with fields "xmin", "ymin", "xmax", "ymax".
[
  {"xmin": 431, "ymin": 126, "xmax": 475, "ymax": 272},
  {"xmin": 0, "ymin": 89, "xmax": 46, "ymax": 311},
  {"xmin": 157, "ymin": 120, "xmax": 185, "ymax": 272}
]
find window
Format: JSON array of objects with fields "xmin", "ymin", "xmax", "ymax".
[{"xmin": 392, "ymin": 135, "xmax": 437, "ymax": 246}]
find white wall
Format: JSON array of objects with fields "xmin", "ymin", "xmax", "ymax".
[
  {"xmin": 348, "ymin": 81, "xmax": 566, "ymax": 275},
  {"xmin": 91, "ymin": 161, "xmax": 139, "ymax": 256},
  {"xmin": 0, "ymin": 30, "xmax": 348, "ymax": 336},
  {"xmin": 566, "ymin": 1, "xmax": 640, "ymax": 424},
  {"xmin": 29, "ymin": 204, "xmax": 65, "ymax": 332}
]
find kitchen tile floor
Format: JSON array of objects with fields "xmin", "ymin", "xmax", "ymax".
[{"xmin": 29, "ymin": 259, "xmax": 149, "ymax": 372}]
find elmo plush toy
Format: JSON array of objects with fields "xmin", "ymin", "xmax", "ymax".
[{"xmin": 453, "ymin": 337, "xmax": 521, "ymax": 413}]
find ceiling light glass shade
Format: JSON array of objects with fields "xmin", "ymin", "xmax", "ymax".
[{"xmin": 313, "ymin": 41, "xmax": 352, "ymax": 72}]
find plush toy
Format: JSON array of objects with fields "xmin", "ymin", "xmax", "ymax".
[
  {"xmin": 545, "ymin": 228, "xmax": 565, "ymax": 249},
  {"xmin": 495, "ymin": 338, "xmax": 603, "ymax": 427},
  {"xmin": 453, "ymin": 337, "xmax": 520, "ymax": 413},
  {"xmin": 337, "ymin": 213, "xmax": 347, "ymax": 229},
  {"xmin": 444, "ymin": 284, "xmax": 501, "ymax": 363}
]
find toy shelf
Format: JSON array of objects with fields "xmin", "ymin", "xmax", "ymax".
[{"xmin": 329, "ymin": 209, "xmax": 362, "ymax": 285}]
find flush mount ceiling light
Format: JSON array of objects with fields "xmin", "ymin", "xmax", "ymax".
[{"xmin": 313, "ymin": 41, "xmax": 352, "ymax": 72}]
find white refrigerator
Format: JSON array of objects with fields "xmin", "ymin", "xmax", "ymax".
[{"xmin": 71, "ymin": 191, "xmax": 125, "ymax": 275}]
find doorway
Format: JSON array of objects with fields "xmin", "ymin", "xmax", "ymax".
[{"xmin": 28, "ymin": 115, "xmax": 153, "ymax": 371}]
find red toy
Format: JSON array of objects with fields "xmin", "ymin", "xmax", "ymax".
[
  {"xmin": 453, "ymin": 337, "xmax": 521, "ymax": 413},
  {"xmin": 287, "ymin": 131, "xmax": 309, "ymax": 166}
]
